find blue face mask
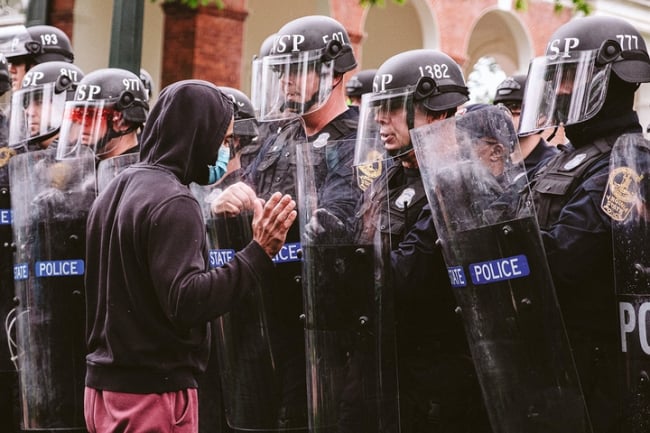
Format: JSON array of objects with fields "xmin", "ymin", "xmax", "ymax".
[{"xmin": 207, "ymin": 145, "xmax": 230, "ymax": 185}]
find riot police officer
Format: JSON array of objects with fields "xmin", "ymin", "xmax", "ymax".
[
  {"xmin": 345, "ymin": 68, "xmax": 376, "ymax": 106},
  {"xmin": 8, "ymin": 61, "xmax": 84, "ymax": 151},
  {"xmin": 492, "ymin": 74, "xmax": 558, "ymax": 174},
  {"xmin": 211, "ymin": 15, "xmax": 359, "ymax": 432},
  {"xmin": 518, "ymin": 15, "xmax": 650, "ymax": 433},
  {"xmin": 216, "ymin": 86, "xmax": 259, "ymax": 185},
  {"xmin": 354, "ymin": 48, "xmax": 491, "ymax": 432},
  {"xmin": 4, "ymin": 25, "xmax": 74, "ymax": 91},
  {"xmin": 56, "ymin": 67, "xmax": 149, "ymax": 162}
]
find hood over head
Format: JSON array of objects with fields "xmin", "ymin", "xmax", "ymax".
[{"xmin": 139, "ymin": 79, "xmax": 234, "ymax": 185}]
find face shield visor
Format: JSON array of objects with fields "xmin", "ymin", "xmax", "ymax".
[
  {"xmin": 9, "ymin": 82, "xmax": 67, "ymax": 150},
  {"xmin": 356, "ymin": 87, "xmax": 415, "ymax": 162},
  {"xmin": 255, "ymin": 47, "xmax": 335, "ymax": 121},
  {"xmin": 519, "ymin": 48, "xmax": 612, "ymax": 135},
  {"xmin": 56, "ymin": 99, "xmax": 117, "ymax": 160}
]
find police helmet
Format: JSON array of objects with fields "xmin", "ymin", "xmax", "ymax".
[
  {"xmin": 372, "ymin": 49, "xmax": 469, "ymax": 112},
  {"xmin": 271, "ymin": 15, "xmax": 357, "ymax": 74},
  {"xmin": 218, "ymin": 86, "xmax": 258, "ymax": 137},
  {"xmin": 9, "ymin": 61, "xmax": 84, "ymax": 149},
  {"xmin": 346, "ymin": 69, "xmax": 377, "ymax": 98},
  {"xmin": 6, "ymin": 25, "xmax": 74, "ymax": 65},
  {"xmin": 520, "ymin": 16, "xmax": 650, "ymax": 134},
  {"xmin": 493, "ymin": 74, "xmax": 526, "ymax": 105},
  {"xmin": 140, "ymin": 68, "xmax": 154, "ymax": 99},
  {"xmin": 56, "ymin": 68, "xmax": 149, "ymax": 159}
]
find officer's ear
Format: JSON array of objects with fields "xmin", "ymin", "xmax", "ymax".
[
  {"xmin": 490, "ymin": 143, "xmax": 505, "ymax": 161},
  {"xmin": 111, "ymin": 111, "xmax": 130, "ymax": 132}
]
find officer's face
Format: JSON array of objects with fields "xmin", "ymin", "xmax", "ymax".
[
  {"xmin": 25, "ymin": 99, "xmax": 43, "ymax": 136},
  {"xmin": 375, "ymin": 105, "xmax": 410, "ymax": 152},
  {"xmin": 279, "ymin": 65, "xmax": 319, "ymax": 112},
  {"xmin": 68, "ymin": 105, "xmax": 111, "ymax": 147},
  {"xmin": 9, "ymin": 61, "xmax": 28, "ymax": 91}
]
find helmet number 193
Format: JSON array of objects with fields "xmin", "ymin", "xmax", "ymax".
[
  {"xmin": 40, "ymin": 33, "xmax": 59, "ymax": 46},
  {"xmin": 419, "ymin": 64, "xmax": 450, "ymax": 80}
]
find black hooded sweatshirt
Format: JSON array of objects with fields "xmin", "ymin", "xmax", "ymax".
[{"xmin": 84, "ymin": 80, "xmax": 273, "ymax": 393}]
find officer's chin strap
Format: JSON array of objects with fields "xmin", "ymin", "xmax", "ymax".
[
  {"xmin": 546, "ymin": 126, "xmax": 558, "ymax": 142},
  {"xmin": 94, "ymin": 120, "xmax": 139, "ymax": 160}
]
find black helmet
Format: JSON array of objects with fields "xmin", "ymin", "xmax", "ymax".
[
  {"xmin": 271, "ymin": 15, "xmax": 357, "ymax": 74},
  {"xmin": 218, "ymin": 86, "xmax": 258, "ymax": 137},
  {"xmin": 493, "ymin": 74, "xmax": 526, "ymax": 105},
  {"xmin": 520, "ymin": 16, "xmax": 650, "ymax": 134},
  {"xmin": 6, "ymin": 25, "xmax": 74, "ymax": 65},
  {"xmin": 140, "ymin": 68, "xmax": 154, "ymax": 99},
  {"xmin": 9, "ymin": 61, "xmax": 84, "ymax": 149},
  {"xmin": 56, "ymin": 68, "xmax": 149, "ymax": 159},
  {"xmin": 346, "ymin": 69, "xmax": 377, "ymax": 97},
  {"xmin": 372, "ymin": 49, "xmax": 469, "ymax": 112}
]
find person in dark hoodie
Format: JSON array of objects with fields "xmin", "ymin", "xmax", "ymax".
[{"xmin": 83, "ymin": 80, "xmax": 297, "ymax": 433}]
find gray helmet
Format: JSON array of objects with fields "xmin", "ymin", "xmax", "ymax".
[
  {"xmin": 9, "ymin": 61, "xmax": 84, "ymax": 148},
  {"xmin": 346, "ymin": 69, "xmax": 377, "ymax": 97},
  {"xmin": 271, "ymin": 15, "xmax": 357, "ymax": 74},
  {"xmin": 493, "ymin": 74, "xmax": 526, "ymax": 105}
]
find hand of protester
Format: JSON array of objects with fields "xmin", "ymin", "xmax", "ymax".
[
  {"xmin": 251, "ymin": 192, "xmax": 297, "ymax": 258},
  {"xmin": 210, "ymin": 182, "xmax": 259, "ymax": 216},
  {"xmin": 304, "ymin": 208, "xmax": 347, "ymax": 244}
]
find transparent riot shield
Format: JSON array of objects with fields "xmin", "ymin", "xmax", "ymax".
[
  {"xmin": 96, "ymin": 152, "xmax": 139, "ymax": 192},
  {"xmin": 601, "ymin": 133, "xmax": 650, "ymax": 433},
  {"xmin": 8, "ymin": 148, "xmax": 96, "ymax": 430},
  {"xmin": 410, "ymin": 110, "xmax": 591, "ymax": 433},
  {"xmin": 296, "ymin": 136, "xmax": 399, "ymax": 433},
  {"xmin": 196, "ymin": 117, "xmax": 310, "ymax": 431}
]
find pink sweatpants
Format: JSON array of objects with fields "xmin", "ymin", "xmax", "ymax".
[{"xmin": 84, "ymin": 387, "xmax": 199, "ymax": 433}]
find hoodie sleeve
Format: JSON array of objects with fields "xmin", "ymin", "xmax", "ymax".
[{"xmin": 146, "ymin": 194, "xmax": 274, "ymax": 329}]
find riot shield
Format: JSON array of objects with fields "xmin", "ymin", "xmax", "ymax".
[
  {"xmin": 96, "ymin": 152, "xmax": 139, "ymax": 192},
  {"xmin": 410, "ymin": 111, "xmax": 591, "ymax": 433},
  {"xmin": 0, "ymin": 144, "xmax": 21, "ymax": 431},
  {"xmin": 601, "ymin": 133, "xmax": 650, "ymax": 433},
  {"xmin": 198, "ymin": 117, "xmax": 310, "ymax": 431},
  {"xmin": 296, "ymin": 136, "xmax": 399, "ymax": 433},
  {"xmin": 8, "ymin": 148, "xmax": 96, "ymax": 430}
]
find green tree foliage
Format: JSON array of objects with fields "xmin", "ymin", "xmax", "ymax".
[{"xmin": 156, "ymin": 0, "xmax": 590, "ymax": 14}]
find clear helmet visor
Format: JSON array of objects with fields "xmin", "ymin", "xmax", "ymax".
[
  {"xmin": 255, "ymin": 49, "xmax": 335, "ymax": 121},
  {"xmin": 56, "ymin": 100, "xmax": 116, "ymax": 160},
  {"xmin": 250, "ymin": 56, "xmax": 264, "ymax": 118},
  {"xmin": 519, "ymin": 48, "xmax": 611, "ymax": 135},
  {"xmin": 9, "ymin": 82, "xmax": 67, "ymax": 149},
  {"xmin": 355, "ymin": 87, "xmax": 414, "ymax": 164}
]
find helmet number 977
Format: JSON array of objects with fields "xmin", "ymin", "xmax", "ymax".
[
  {"xmin": 122, "ymin": 78, "xmax": 142, "ymax": 92},
  {"xmin": 40, "ymin": 33, "xmax": 59, "ymax": 46},
  {"xmin": 419, "ymin": 64, "xmax": 450, "ymax": 80}
]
